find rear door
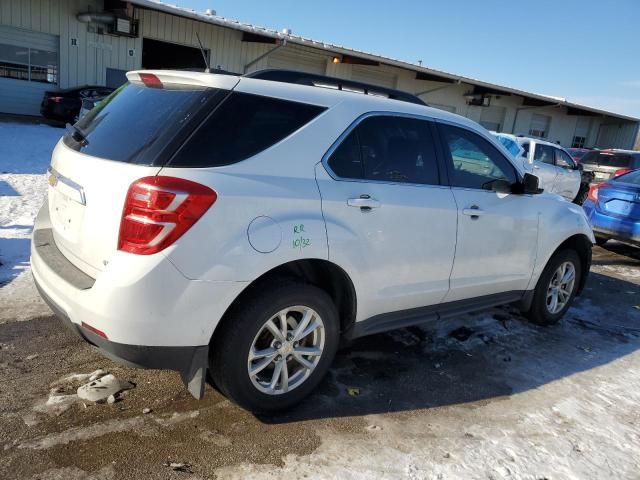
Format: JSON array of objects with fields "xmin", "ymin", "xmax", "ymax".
[
  {"xmin": 47, "ymin": 73, "xmax": 239, "ymax": 277},
  {"xmin": 316, "ymin": 114, "xmax": 458, "ymax": 321},
  {"xmin": 437, "ymin": 123, "xmax": 538, "ymax": 301}
]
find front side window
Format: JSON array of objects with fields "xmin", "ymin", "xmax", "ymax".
[
  {"xmin": 534, "ymin": 144, "xmax": 555, "ymax": 165},
  {"xmin": 440, "ymin": 124, "xmax": 517, "ymax": 190},
  {"xmin": 555, "ymin": 149, "xmax": 576, "ymax": 169},
  {"xmin": 327, "ymin": 115, "xmax": 440, "ymax": 185}
]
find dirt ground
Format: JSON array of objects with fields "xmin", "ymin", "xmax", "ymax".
[{"xmin": 1, "ymin": 244, "xmax": 639, "ymax": 480}]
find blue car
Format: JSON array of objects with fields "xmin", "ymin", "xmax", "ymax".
[{"xmin": 583, "ymin": 169, "xmax": 640, "ymax": 247}]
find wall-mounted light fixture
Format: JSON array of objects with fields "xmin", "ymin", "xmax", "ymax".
[{"xmin": 332, "ymin": 56, "xmax": 341, "ymax": 64}]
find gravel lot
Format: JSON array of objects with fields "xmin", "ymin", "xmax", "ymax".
[{"xmin": 0, "ymin": 244, "xmax": 639, "ymax": 480}]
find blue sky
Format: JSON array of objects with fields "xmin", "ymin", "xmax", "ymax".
[{"xmin": 180, "ymin": 0, "xmax": 640, "ymax": 118}]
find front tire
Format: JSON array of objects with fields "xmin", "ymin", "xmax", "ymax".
[
  {"xmin": 525, "ymin": 249, "xmax": 581, "ymax": 326},
  {"xmin": 210, "ymin": 282, "xmax": 339, "ymax": 413}
]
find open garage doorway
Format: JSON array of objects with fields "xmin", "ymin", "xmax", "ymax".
[{"xmin": 142, "ymin": 38, "xmax": 209, "ymax": 70}]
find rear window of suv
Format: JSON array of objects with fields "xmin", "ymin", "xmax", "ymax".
[
  {"xmin": 168, "ymin": 92, "xmax": 326, "ymax": 167},
  {"xmin": 64, "ymin": 82, "xmax": 220, "ymax": 165},
  {"xmin": 581, "ymin": 151, "xmax": 635, "ymax": 168}
]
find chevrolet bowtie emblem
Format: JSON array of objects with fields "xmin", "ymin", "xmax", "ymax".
[{"xmin": 48, "ymin": 173, "xmax": 58, "ymax": 187}]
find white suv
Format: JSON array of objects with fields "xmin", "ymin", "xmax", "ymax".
[
  {"xmin": 492, "ymin": 133, "xmax": 583, "ymax": 202},
  {"xmin": 31, "ymin": 70, "xmax": 594, "ymax": 412}
]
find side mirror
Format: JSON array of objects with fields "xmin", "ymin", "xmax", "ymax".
[
  {"xmin": 521, "ymin": 173, "xmax": 541, "ymax": 194},
  {"xmin": 576, "ymin": 163, "xmax": 583, "ymax": 171}
]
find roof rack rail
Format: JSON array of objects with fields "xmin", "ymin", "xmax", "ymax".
[{"xmin": 244, "ymin": 69, "xmax": 427, "ymax": 106}]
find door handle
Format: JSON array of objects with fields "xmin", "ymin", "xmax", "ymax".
[
  {"xmin": 347, "ymin": 195, "xmax": 381, "ymax": 210},
  {"xmin": 533, "ymin": 165, "xmax": 541, "ymax": 169},
  {"xmin": 462, "ymin": 205, "xmax": 484, "ymax": 219}
]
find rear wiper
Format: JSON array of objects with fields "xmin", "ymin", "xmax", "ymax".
[{"xmin": 65, "ymin": 123, "xmax": 89, "ymax": 146}]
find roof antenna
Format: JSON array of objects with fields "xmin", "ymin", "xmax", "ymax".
[{"xmin": 195, "ymin": 32, "xmax": 210, "ymax": 73}]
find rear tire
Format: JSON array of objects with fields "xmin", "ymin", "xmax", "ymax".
[
  {"xmin": 525, "ymin": 249, "xmax": 582, "ymax": 326},
  {"xmin": 210, "ymin": 282, "xmax": 339, "ymax": 413}
]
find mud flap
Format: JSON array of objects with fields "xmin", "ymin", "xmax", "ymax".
[{"xmin": 180, "ymin": 346, "xmax": 209, "ymax": 399}]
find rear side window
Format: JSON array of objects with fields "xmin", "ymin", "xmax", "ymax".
[
  {"xmin": 169, "ymin": 93, "xmax": 326, "ymax": 167},
  {"xmin": 64, "ymin": 83, "xmax": 216, "ymax": 165},
  {"xmin": 327, "ymin": 115, "xmax": 440, "ymax": 185}
]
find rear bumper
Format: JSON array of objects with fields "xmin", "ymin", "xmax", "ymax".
[
  {"xmin": 583, "ymin": 201, "xmax": 640, "ymax": 245},
  {"xmin": 34, "ymin": 276, "xmax": 209, "ymax": 398},
  {"xmin": 31, "ymin": 202, "xmax": 246, "ymax": 347},
  {"xmin": 34, "ymin": 276, "xmax": 206, "ymax": 372}
]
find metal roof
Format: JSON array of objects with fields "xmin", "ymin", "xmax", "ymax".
[{"xmin": 129, "ymin": 0, "xmax": 639, "ymax": 122}]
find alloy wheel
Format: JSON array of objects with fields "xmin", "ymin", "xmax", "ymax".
[
  {"xmin": 247, "ymin": 306, "xmax": 325, "ymax": 395},
  {"xmin": 546, "ymin": 261, "xmax": 576, "ymax": 314}
]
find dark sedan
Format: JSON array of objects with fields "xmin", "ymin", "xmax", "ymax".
[{"xmin": 40, "ymin": 86, "xmax": 114, "ymax": 124}]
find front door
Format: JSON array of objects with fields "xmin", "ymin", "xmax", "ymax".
[
  {"xmin": 315, "ymin": 115, "xmax": 458, "ymax": 322},
  {"xmin": 437, "ymin": 123, "xmax": 539, "ymax": 302}
]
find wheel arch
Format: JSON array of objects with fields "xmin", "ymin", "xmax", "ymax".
[{"xmin": 211, "ymin": 258, "xmax": 357, "ymax": 344}]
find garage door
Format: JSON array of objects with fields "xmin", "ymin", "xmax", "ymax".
[
  {"xmin": 351, "ymin": 65, "xmax": 396, "ymax": 89},
  {"xmin": 268, "ymin": 46, "xmax": 328, "ymax": 75},
  {"xmin": 479, "ymin": 106, "xmax": 506, "ymax": 132},
  {"xmin": 0, "ymin": 26, "xmax": 59, "ymax": 116}
]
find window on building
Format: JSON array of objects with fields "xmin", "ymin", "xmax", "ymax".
[
  {"xmin": 0, "ymin": 43, "xmax": 57, "ymax": 84},
  {"xmin": 529, "ymin": 113, "xmax": 551, "ymax": 138},
  {"xmin": 572, "ymin": 136, "xmax": 586, "ymax": 148}
]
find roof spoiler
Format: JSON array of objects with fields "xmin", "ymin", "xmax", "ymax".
[{"xmin": 245, "ymin": 69, "xmax": 427, "ymax": 106}]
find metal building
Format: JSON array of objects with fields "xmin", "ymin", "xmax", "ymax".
[{"xmin": 1, "ymin": 0, "xmax": 638, "ymax": 149}]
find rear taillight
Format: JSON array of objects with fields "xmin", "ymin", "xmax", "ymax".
[
  {"xmin": 138, "ymin": 73, "xmax": 163, "ymax": 88},
  {"xmin": 118, "ymin": 176, "xmax": 217, "ymax": 255},
  {"xmin": 50, "ymin": 96, "xmax": 63, "ymax": 103},
  {"xmin": 587, "ymin": 183, "xmax": 607, "ymax": 203},
  {"xmin": 614, "ymin": 168, "xmax": 631, "ymax": 177}
]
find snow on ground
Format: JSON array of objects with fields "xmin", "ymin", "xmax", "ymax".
[{"xmin": 0, "ymin": 121, "xmax": 63, "ymax": 321}]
